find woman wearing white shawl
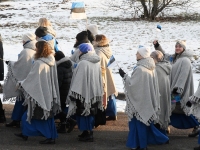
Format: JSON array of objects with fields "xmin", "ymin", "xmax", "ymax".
[
  {"xmin": 70, "ymin": 31, "xmax": 92, "ymax": 64},
  {"xmin": 188, "ymin": 83, "xmax": 200, "ymax": 150},
  {"xmin": 67, "ymin": 43, "xmax": 103, "ymax": 142},
  {"xmin": 14, "ymin": 41, "xmax": 61, "ymax": 144},
  {"xmin": 94, "ymin": 34, "xmax": 118, "ymax": 121},
  {"xmin": 150, "ymin": 50, "xmax": 172, "ymax": 135},
  {"xmin": 119, "ymin": 46, "xmax": 169, "ymax": 150},
  {"xmin": 154, "ymin": 40, "xmax": 199, "ymax": 134},
  {"xmin": 4, "ymin": 33, "xmax": 36, "ymax": 128}
]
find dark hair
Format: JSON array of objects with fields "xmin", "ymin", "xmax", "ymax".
[
  {"xmin": 35, "ymin": 26, "xmax": 48, "ymax": 38},
  {"xmin": 87, "ymin": 30, "xmax": 95, "ymax": 43},
  {"xmin": 35, "ymin": 41, "xmax": 53, "ymax": 59},
  {"xmin": 74, "ymin": 31, "xmax": 89, "ymax": 48}
]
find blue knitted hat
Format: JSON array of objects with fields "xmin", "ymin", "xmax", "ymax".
[{"xmin": 79, "ymin": 43, "xmax": 93, "ymax": 53}]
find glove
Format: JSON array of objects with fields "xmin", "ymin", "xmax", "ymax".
[
  {"xmin": 5, "ymin": 61, "xmax": 10, "ymax": 65},
  {"xmin": 119, "ymin": 68, "xmax": 126, "ymax": 78},
  {"xmin": 186, "ymin": 101, "xmax": 192, "ymax": 107},
  {"xmin": 172, "ymin": 88, "xmax": 179, "ymax": 95}
]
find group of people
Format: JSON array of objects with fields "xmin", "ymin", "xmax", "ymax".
[
  {"xmin": 118, "ymin": 40, "xmax": 200, "ymax": 150},
  {"xmin": 0, "ymin": 17, "xmax": 200, "ymax": 150},
  {"xmin": 0, "ymin": 18, "xmax": 117, "ymax": 144}
]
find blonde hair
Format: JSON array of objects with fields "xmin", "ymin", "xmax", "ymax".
[
  {"xmin": 38, "ymin": 18, "xmax": 52, "ymax": 27},
  {"xmin": 95, "ymin": 34, "xmax": 109, "ymax": 46}
]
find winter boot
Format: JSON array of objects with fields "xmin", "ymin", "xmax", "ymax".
[
  {"xmin": 78, "ymin": 130, "xmax": 89, "ymax": 138},
  {"xmin": 79, "ymin": 131, "xmax": 94, "ymax": 142},
  {"xmin": 67, "ymin": 118, "xmax": 77, "ymax": 133},
  {"xmin": 0, "ymin": 98, "xmax": 6, "ymax": 123},
  {"xmin": 6, "ymin": 120, "xmax": 20, "ymax": 128},
  {"xmin": 57, "ymin": 122, "xmax": 67, "ymax": 133}
]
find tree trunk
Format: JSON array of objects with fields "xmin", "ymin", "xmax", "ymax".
[
  {"xmin": 140, "ymin": 0, "xmax": 149, "ymax": 18},
  {"xmin": 151, "ymin": 0, "xmax": 159, "ymax": 20}
]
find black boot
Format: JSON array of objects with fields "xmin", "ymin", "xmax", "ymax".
[
  {"xmin": 0, "ymin": 109, "xmax": 6, "ymax": 123},
  {"xmin": 194, "ymin": 146, "xmax": 200, "ymax": 150},
  {"xmin": 188, "ymin": 126, "xmax": 199, "ymax": 137},
  {"xmin": 6, "ymin": 120, "xmax": 20, "ymax": 128},
  {"xmin": 67, "ymin": 118, "xmax": 77, "ymax": 133},
  {"xmin": 0, "ymin": 98, "xmax": 6, "ymax": 123},
  {"xmin": 79, "ymin": 131, "xmax": 94, "ymax": 142},
  {"xmin": 57, "ymin": 122, "xmax": 67, "ymax": 133},
  {"xmin": 14, "ymin": 133, "xmax": 28, "ymax": 141},
  {"xmin": 39, "ymin": 138, "xmax": 55, "ymax": 144},
  {"xmin": 78, "ymin": 130, "xmax": 89, "ymax": 138}
]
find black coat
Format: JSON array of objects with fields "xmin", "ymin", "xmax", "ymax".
[
  {"xmin": 57, "ymin": 60, "xmax": 73, "ymax": 110},
  {"xmin": 0, "ymin": 41, "xmax": 4, "ymax": 81}
]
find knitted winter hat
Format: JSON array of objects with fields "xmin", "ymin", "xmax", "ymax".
[
  {"xmin": 76, "ymin": 31, "xmax": 88, "ymax": 42},
  {"xmin": 150, "ymin": 50, "xmax": 164, "ymax": 62},
  {"xmin": 87, "ymin": 24, "xmax": 98, "ymax": 36},
  {"xmin": 79, "ymin": 43, "xmax": 93, "ymax": 53},
  {"xmin": 137, "ymin": 46, "xmax": 151, "ymax": 58},
  {"xmin": 22, "ymin": 33, "xmax": 36, "ymax": 42},
  {"xmin": 175, "ymin": 40, "xmax": 186, "ymax": 50},
  {"xmin": 35, "ymin": 26, "xmax": 48, "ymax": 38},
  {"xmin": 54, "ymin": 51, "xmax": 65, "ymax": 61}
]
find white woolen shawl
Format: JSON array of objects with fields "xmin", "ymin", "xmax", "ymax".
[
  {"xmin": 170, "ymin": 50, "xmax": 194, "ymax": 115},
  {"xmin": 189, "ymin": 82, "xmax": 200, "ymax": 121},
  {"xmin": 3, "ymin": 40, "xmax": 36, "ymax": 101},
  {"xmin": 67, "ymin": 52, "xmax": 104, "ymax": 117},
  {"xmin": 123, "ymin": 57, "xmax": 160, "ymax": 126},
  {"xmin": 95, "ymin": 46, "xmax": 118, "ymax": 106},
  {"xmin": 156, "ymin": 61, "xmax": 172, "ymax": 129},
  {"xmin": 19, "ymin": 55, "xmax": 61, "ymax": 123}
]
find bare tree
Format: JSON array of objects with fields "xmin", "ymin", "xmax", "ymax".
[{"xmin": 108, "ymin": 0, "xmax": 199, "ymax": 20}]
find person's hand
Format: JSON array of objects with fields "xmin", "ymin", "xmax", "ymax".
[
  {"xmin": 119, "ymin": 68, "xmax": 126, "ymax": 78},
  {"xmin": 153, "ymin": 40, "xmax": 159, "ymax": 48},
  {"xmin": 186, "ymin": 101, "xmax": 192, "ymax": 107},
  {"xmin": 5, "ymin": 61, "xmax": 10, "ymax": 65},
  {"xmin": 172, "ymin": 88, "xmax": 179, "ymax": 95},
  {"xmin": 15, "ymin": 82, "xmax": 21, "ymax": 91}
]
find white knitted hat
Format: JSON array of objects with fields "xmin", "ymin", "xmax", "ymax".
[
  {"xmin": 138, "ymin": 46, "xmax": 151, "ymax": 58},
  {"xmin": 87, "ymin": 24, "xmax": 98, "ymax": 36},
  {"xmin": 22, "ymin": 33, "xmax": 36, "ymax": 42}
]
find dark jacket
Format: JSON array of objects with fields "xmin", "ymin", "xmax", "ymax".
[
  {"xmin": 0, "ymin": 41, "xmax": 4, "ymax": 81},
  {"xmin": 57, "ymin": 58, "xmax": 73, "ymax": 109}
]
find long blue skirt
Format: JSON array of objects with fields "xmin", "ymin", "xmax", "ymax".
[
  {"xmin": 106, "ymin": 95, "xmax": 117, "ymax": 117},
  {"xmin": 12, "ymin": 99, "xmax": 26, "ymax": 121},
  {"xmin": 21, "ymin": 111, "xmax": 58, "ymax": 139},
  {"xmin": 126, "ymin": 117, "xmax": 169, "ymax": 149},
  {"xmin": 198, "ymin": 132, "xmax": 200, "ymax": 144},
  {"xmin": 76, "ymin": 115, "xmax": 94, "ymax": 131},
  {"xmin": 170, "ymin": 113, "xmax": 199, "ymax": 129}
]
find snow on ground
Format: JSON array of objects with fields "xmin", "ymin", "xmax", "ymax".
[{"xmin": 0, "ymin": 0, "xmax": 200, "ymax": 112}]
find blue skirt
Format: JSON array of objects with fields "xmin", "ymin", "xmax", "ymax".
[
  {"xmin": 170, "ymin": 113, "xmax": 199, "ymax": 129},
  {"xmin": 106, "ymin": 95, "xmax": 117, "ymax": 116},
  {"xmin": 21, "ymin": 111, "xmax": 58, "ymax": 139},
  {"xmin": 198, "ymin": 132, "xmax": 200, "ymax": 144},
  {"xmin": 126, "ymin": 117, "xmax": 169, "ymax": 149},
  {"xmin": 76, "ymin": 115, "xmax": 94, "ymax": 131},
  {"xmin": 12, "ymin": 99, "xmax": 26, "ymax": 121}
]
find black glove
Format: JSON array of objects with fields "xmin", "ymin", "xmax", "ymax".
[
  {"xmin": 186, "ymin": 101, "xmax": 192, "ymax": 107},
  {"xmin": 119, "ymin": 68, "xmax": 126, "ymax": 78},
  {"xmin": 5, "ymin": 61, "xmax": 10, "ymax": 65},
  {"xmin": 172, "ymin": 88, "xmax": 179, "ymax": 95}
]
